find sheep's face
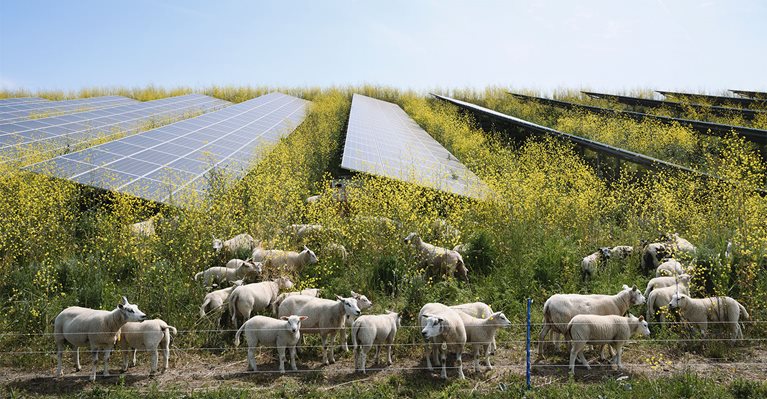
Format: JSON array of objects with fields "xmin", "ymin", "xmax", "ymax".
[
  {"xmin": 118, "ymin": 296, "xmax": 147, "ymax": 322},
  {"xmin": 668, "ymin": 293, "xmax": 686, "ymax": 309},
  {"xmin": 638, "ymin": 316, "xmax": 651, "ymax": 336},
  {"xmin": 623, "ymin": 284, "xmax": 646, "ymax": 305},
  {"xmin": 337, "ymin": 296, "xmax": 361, "ymax": 317},
  {"xmin": 281, "ymin": 315, "xmax": 308, "ymax": 334},
  {"xmin": 403, "ymin": 232, "xmax": 418, "ymax": 244},
  {"xmin": 421, "ymin": 315, "xmax": 444, "ymax": 339},
  {"xmin": 212, "ymin": 239, "xmax": 223, "ymax": 252},
  {"xmin": 351, "ymin": 291, "xmax": 373, "ymax": 309},
  {"xmin": 244, "ymin": 261, "xmax": 262, "ymax": 275},
  {"xmin": 490, "ymin": 312, "xmax": 511, "ymax": 328},
  {"xmin": 678, "ymin": 274, "xmax": 692, "ymax": 285},
  {"xmin": 599, "ymin": 247, "xmax": 611, "ymax": 260},
  {"xmin": 277, "ymin": 278, "xmax": 294, "ymax": 290},
  {"xmin": 303, "ymin": 247, "xmax": 319, "ymax": 264}
]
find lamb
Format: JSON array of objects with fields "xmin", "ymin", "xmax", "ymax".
[
  {"xmin": 455, "ymin": 310, "xmax": 512, "ymax": 372},
  {"xmin": 286, "ymin": 224, "xmax": 323, "ymax": 241},
  {"xmin": 270, "ymin": 288, "xmax": 321, "ymax": 315},
  {"xmin": 306, "ymin": 194, "xmax": 322, "ymax": 204},
  {"xmin": 212, "ymin": 233, "xmax": 256, "ymax": 258},
  {"xmin": 129, "ymin": 215, "xmax": 159, "ymax": 238},
  {"xmin": 608, "ymin": 245, "xmax": 634, "ymax": 259},
  {"xmin": 669, "ymin": 294, "xmax": 750, "ymax": 342},
  {"xmin": 54, "ymin": 296, "xmax": 147, "ymax": 381},
  {"xmin": 581, "ymin": 248, "xmax": 611, "ymax": 281},
  {"xmin": 404, "ymin": 232, "xmax": 468, "ymax": 281},
  {"xmin": 199, "ymin": 280, "xmax": 244, "ymax": 318},
  {"xmin": 565, "ymin": 314, "xmax": 650, "ymax": 374},
  {"xmin": 538, "ymin": 285, "xmax": 646, "ymax": 359},
  {"xmin": 351, "ymin": 311, "xmax": 400, "ymax": 373},
  {"xmin": 341, "ymin": 291, "xmax": 374, "ymax": 352},
  {"xmin": 644, "ymin": 274, "xmax": 691, "ymax": 298},
  {"xmin": 450, "ymin": 302, "xmax": 497, "ymax": 354},
  {"xmin": 194, "ymin": 261, "xmax": 262, "ymax": 287},
  {"xmin": 229, "ymin": 277, "xmax": 294, "ymax": 328},
  {"xmin": 324, "ymin": 243, "xmax": 348, "ymax": 262},
  {"xmin": 277, "ymin": 294, "xmax": 361, "ymax": 365},
  {"xmin": 655, "ymin": 258, "xmax": 687, "ymax": 277},
  {"xmin": 234, "ymin": 315, "xmax": 308, "ymax": 373},
  {"xmin": 640, "ymin": 241, "xmax": 671, "ymax": 274},
  {"xmin": 252, "ymin": 246, "xmax": 319, "ymax": 275},
  {"xmin": 669, "ymin": 233, "xmax": 697, "ymax": 256},
  {"xmin": 646, "ymin": 281, "xmax": 691, "ymax": 323},
  {"xmin": 118, "ymin": 319, "xmax": 177, "ymax": 375},
  {"xmin": 419, "ymin": 302, "xmax": 467, "ymax": 379}
]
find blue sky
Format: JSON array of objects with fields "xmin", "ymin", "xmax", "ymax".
[{"xmin": 1, "ymin": 0, "xmax": 765, "ymax": 92}]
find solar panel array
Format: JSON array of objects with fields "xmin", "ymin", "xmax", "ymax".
[
  {"xmin": 0, "ymin": 94, "xmax": 230, "ymax": 163},
  {"xmin": 341, "ymin": 94, "xmax": 489, "ymax": 199},
  {"xmin": 28, "ymin": 92, "xmax": 310, "ymax": 206},
  {"xmin": 0, "ymin": 97, "xmax": 49, "ymax": 106},
  {"xmin": 0, "ymin": 95, "xmax": 139, "ymax": 124}
]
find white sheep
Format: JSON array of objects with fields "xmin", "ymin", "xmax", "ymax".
[
  {"xmin": 450, "ymin": 302, "xmax": 496, "ymax": 354},
  {"xmin": 670, "ymin": 233, "xmax": 697, "ymax": 256},
  {"xmin": 669, "ymin": 294, "xmax": 750, "ymax": 342},
  {"xmin": 277, "ymin": 295, "xmax": 361, "ymax": 365},
  {"xmin": 341, "ymin": 290, "xmax": 373, "ymax": 352},
  {"xmin": 194, "ymin": 261, "xmax": 262, "ymax": 287},
  {"xmin": 646, "ymin": 282, "xmax": 690, "ymax": 323},
  {"xmin": 608, "ymin": 245, "xmax": 634, "ymax": 259},
  {"xmin": 419, "ymin": 302, "xmax": 467, "ymax": 379},
  {"xmin": 351, "ymin": 311, "xmax": 400, "ymax": 373},
  {"xmin": 229, "ymin": 277, "xmax": 294, "ymax": 328},
  {"xmin": 129, "ymin": 216, "xmax": 158, "ymax": 238},
  {"xmin": 286, "ymin": 224, "xmax": 323, "ymax": 241},
  {"xmin": 212, "ymin": 233, "xmax": 256, "ymax": 258},
  {"xmin": 324, "ymin": 243, "xmax": 349, "ymax": 262},
  {"xmin": 234, "ymin": 315, "xmax": 308, "ymax": 373},
  {"xmin": 306, "ymin": 194, "xmax": 322, "ymax": 204},
  {"xmin": 270, "ymin": 288, "xmax": 321, "ymax": 315},
  {"xmin": 644, "ymin": 274, "xmax": 691, "ymax": 298},
  {"xmin": 404, "ymin": 232, "xmax": 468, "ymax": 281},
  {"xmin": 640, "ymin": 241, "xmax": 671, "ymax": 274},
  {"xmin": 455, "ymin": 310, "xmax": 511, "ymax": 372},
  {"xmin": 199, "ymin": 280, "xmax": 244, "ymax": 318},
  {"xmin": 655, "ymin": 258, "xmax": 687, "ymax": 277},
  {"xmin": 54, "ymin": 296, "xmax": 147, "ymax": 381},
  {"xmin": 119, "ymin": 319, "xmax": 177, "ymax": 375},
  {"xmin": 566, "ymin": 314, "xmax": 650, "ymax": 374},
  {"xmin": 538, "ymin": 285, "xmax": 646, "ymax": 359},
  {"xmin": 581, "ymin": 248, "xmax": 611, "ymax": 280},
  {"xmin": 252, "ymin": 246, "xmax": 319, "ymax": 275}
]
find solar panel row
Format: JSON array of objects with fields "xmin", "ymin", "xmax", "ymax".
[
  {"xmin": 0, "ymin": 94, "xmax": 230, "ymax": 163},
  {"xmin": 28, "ymin": 92, "xmax": 310, "ymax": 206},
  {"xmin": 0, "ymin": 97, "xmax": 49, "ymax": 106},
  {"xmin": 0, "ymin": 95, "xmax": 139, "ymax": 124},
  {"xmin": 341, "ymin": 94, "xmax": 489, "ymax": 199}
]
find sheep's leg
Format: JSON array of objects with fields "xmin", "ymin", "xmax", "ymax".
[
  {"xmin": 456, "ymin": 351, "xmax": 465, "ymax": 379},
  {"xmin": 278, "ymin": 346, "xmax": 286, "ymax": 374},
  {"xmin": 289, "ymin": 346, "xmax": 298, "ymax": 371},
  {"xmin": 387, "ymin": 343, "xmax": 393, "ymax": 366},
  {"xmin": 360, "ymin": 344, "xmax": 369, "ymax": 374},
  {"xmin": 102, "ymin": 348, "xmax": 112, "ymax": 377},
  {"xmin": 374, "ymin": 345, "xmax": 381, "ymax": 364},
  {"xmin": 440, "ymin": 348, "xmax": 447, "ymax": 379},
  {"xmin": 247, "ymin": 347, "xmax": 257, "ymax": 371},
  {"xmin": 90, "ymin": 348, "xmax": 99, "ymax": 381},
  {"xmin": 425, "ymin": 342, "xmax": 434, "ymax": 371},
  {"xmin": 614, "ymin": 345, "xmax": 623, "ymax": 369},
  {"xmin": 75, "ymin": 347, "xmax": 82, "ymax": 371},
  {"xmin": 328, "ymin": 330, "xmax": 337, "ymax": 364},
  {"xmin": 162, "ymin": 338, "xmax": 170, "ymax": 372},
  {"xmin": 569, "ymin": 346, "xmax": 578, "ymax": 375},
  {"xmin": 320, "ymin": 334, "xmax": 330, "ymax": 365},
  {"xmin": 150, "ymin": 349, "xmax": 158, "ymax": 376},
  {"xmin": 341, "ymin": 326, "xmax": 349, "ymax": 352},
  {"xmin": 432, "ymin": 342, "xmax": 441, "ymax": 366},
  {"xmin": 122, "ymin": 347, "xmax": 130, "ymax": 372},
  {"xmin": 537, "ymin": 324, "xmax": 550, "ymax": 360},
  {"xmin": 55, "ymin": 343, "xmax": 64, "ymax": 377},
  {"xmin": 485, "ymin": 344, "xmax": 493, "ymax": 369},
  {"xmin": 490, "ymin": 337, "xmax": 497, "ymax": 355}
]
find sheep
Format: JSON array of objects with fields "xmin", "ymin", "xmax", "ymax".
[
  {"xmin": 646, "ymin": 282, "xmax": 690, "ymax": 323},
  {"xmin": 455, "ymin": 310, "xmax": 512, "ymax": 372},
  {"xmin": 324, "ymin": 243, "xmax": 348, "ymax": 262},
  {"xmin": 566, "ymin": 314, "xmax": 650, "ymax": 374},
  {"xmin": 538, "ymin": 284, "xmax": 646, "ymax": 359},
  {"xmin": 670, "ymin": 233, "xmax": 697, "ymax": 256},
  {"xmin": 194, "ymin": 261, "xmax": 262, "ymax": 287},
  {"xmin": 419, "ymin": 302, "xmax": 467, "ymax": 379},
  {"xmin": 640, "ymin": 241, "xmax": 671, "ymax": 274},
  {"xmin": 306, "ymin": 194, "xmax": 322, "ymax": 204},
  {"xmin": 644, "ymin": 274, "xmax": 691, "ymax": 298},
  {"xmin": 234, "ymin": 315, "xmax": 308, "ymax": 373},
  {"xmin": 429, "ymin": 218, "xmax": 461, "ymax": 241},
  {"xmin": 404, "ymin": 232, "xmax": 468, "ymax": 281},
  {"xmin": 118, "ymin": 318, "xmax": 177, "ymax": 375},
  {"xmin": 199, "ymin": 280, "xmax": 244, "ymax": 318},
  {"xmin": 655, "ymin": 258, "xmax": 687, "ymax": 277},
  {"xmin": 341, "ymin": 290, "xmax": 374, "ymax": 352},
  {"xmin": 54, "ymin": 296, "xmax": 147, "ymax": 381},
  {"xmin": 608, "ymin": 245, "xmax": 634, "ymax": 260},
  {"xmin": 252, "ymin": 246, "xmax": 319, "ymax": 275},
  {"xmin": 351, "ymin": 311, "xmax": 400, "ymax": 373},
  {"xmin": 129, "ymin": 216, "xmax": 157, "ymax": 238},
  {"xmin": 212, "ymin": 233, "xmax": 256, "ymax": 258},
  {"xmin": 669, "ymin": 293, "xmax": 750, "ymax": 342},
  {"xmin": 229, "ymin": 277, "xmax": 294, "ymax": 328},
  {"xmin": 277, "ymin": 294, "xmax": 361, "ymax": 365},
  {"xmin": 286, "ymin": 224, "xmax": 323, "ymax": 241},
  {"xmin": 450, "ymin": 302, "xmax": 497, "ymax": 354},
  {"xmin": 270, "ymin": 288, "xmax": 321, "ymax": 315},
  {"xmin": 581, "ymin": 248, "xmax": 611, "ymax": 281}
]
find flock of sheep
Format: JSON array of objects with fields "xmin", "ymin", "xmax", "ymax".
[{"xmin": 52, "ymin": 217, "xmax": 752, "ymax": 382}]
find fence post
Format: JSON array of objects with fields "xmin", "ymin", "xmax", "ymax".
[{"xmin": 526, "ymin": 298, "xmax": 532, "ymax": 390}]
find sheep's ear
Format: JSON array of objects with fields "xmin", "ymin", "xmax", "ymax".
[
  {"xmin": 280, "ymin": 316, "xmax": 289, "ymax": 320},
  {"xmin": 490, "ymin": 311, "xmax": 503, "ymax": 320},
  {"xmin": 421, "ymin": 313, "xmax": 433, "ymax": 319},
  {"xmin": 122, "ymin": 296, "xmax": 129, "ymax": 306},
  {"xmin": 632, "ymin": 285, "xmax": 638, "ymax": 291},
  {"xmin": 351, "ymin": 290, "xmax": 359, "ymax": 298},
  {"xmin": 298, "ymin": 316, "xmax": 308, "ymax": 321},
  {"xmin": 335, "ymin": 295, "xmax": 343, "ymax": 300},
  {"xmin": 638, "ymin": 315, "xmax": 645, "ymax": 321}
]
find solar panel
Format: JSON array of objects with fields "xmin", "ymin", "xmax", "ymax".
[
  {"xmin": 341, "ymin": 94, "xmax": 489, "ymax": 199},
  {"xmin": 0, "ymin": 97, "xmax": 49, "ymax": 106},
  {"xmin": 0, "ymin": 95, "xmax": 139, "ymax": 124},
  {"xmin": 0, "ymin": 94, "xmax": 231, "ymax": 163},
  {"xmin": 27, "ymin": 92, "xmax": 310, "ymax": 206}
]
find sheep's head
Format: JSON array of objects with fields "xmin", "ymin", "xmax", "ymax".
[
  {"xmin": 118, "ymin": 296, "xmax": 147, "ymax": 322},
  {"xmin": 599, "ymin": 247, "xmax": 612, "ymax": 259},
  {"xmin": 403, "ymin": 232, "xmax": 419, "ymax": 244},
  {"xmin": 677, "ymin": 274, "xmax": 692, "ymax": 285},
  {"xmin": 276, "ymin": 277, "xmax": 294, "ymax": 290},
  {"xmin": 212, "ymin": 238, "xmax": 223, "ymax": 252},
  {"xmin": 281, "ymin": 315, "xmax": 308, "ymax": 334},
  {"xmin": 232, "ymin": 279, "xmax": 245, "ymax": 287},
  {"xmin": 629, "ymin": 314, "xmax": 651, "ymax": 337},
  {"xmin": 456, "ymin": 262, "xmax": 469, "ymax": 282},
  {"xmin": 420, "ymin": 314, "xmax": 445, "ymax": 339},
  {"xmin": 622, "ymin": 284, "xmax": 646, "ymax": 305},
  {"xmin": 351, "ymin": 290, "xmax": 373, "ymax": 309},
  {"xmin": 488, "ymin": 312, "xmax": 511, "ymax": 328},
  {"xmin": 668, "ymin": 293, "xmax": 688, "ymax": 309},
  {"xmin": 302, "ymin": 246, "xmax": 319, "ymax": 264},
  {"xmin": 386, "ymin": 310, "xmax": 402, "ymax": 328},
  {"xmin": 336, "ymin": 295, "xmax": 361, "ymax": 317}
]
